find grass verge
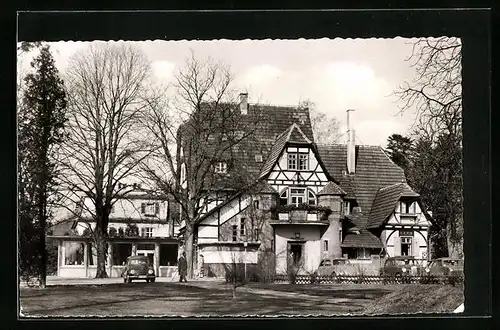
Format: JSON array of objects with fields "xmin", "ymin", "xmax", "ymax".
[{"xmin": 363, "ymin": 284, "xmax": 464, "ymax": 315}]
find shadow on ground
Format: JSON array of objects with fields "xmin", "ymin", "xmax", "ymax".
[{"xmin": 20, "ymin": 282, "xmax": 395, "ymax": 317}]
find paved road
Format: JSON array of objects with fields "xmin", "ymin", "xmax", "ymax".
[{"xmin": 19, "ymin": 279, "xmax": 395, "ymax": 317}]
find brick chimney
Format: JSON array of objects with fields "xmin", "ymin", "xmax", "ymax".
[
  {"xmin": 239, "ymin": 93, "xmax": 248, "ymax": 115},
  {"xmin": 346, "ymin": 109, "xmax": 356, "ymax": 174}
]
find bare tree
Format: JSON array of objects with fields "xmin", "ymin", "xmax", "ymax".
[
  {"xmin": 395, "ymin": 37, "xmax": 463, "ymax": 258},
  {"xmin": 396, "ymin": 37, "xmax": 462, "ymax": 141},
  {"xmin": 139, "ymin": 53, "xmax": 264, "ymax": 278},
  {"xmin": 58, "ymin": 43, "xmax": 154, "ymax": 278},
  {"xmin": 299, "ymin": 99, "xmax": 341, "ymax": 144}
]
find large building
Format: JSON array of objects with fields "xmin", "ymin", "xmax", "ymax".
[
  {"xmin": 47, "ymin": 187, "xmax": 180, "ymax": 278},
  {"xmin": 179, "ymin": 94, "xmax": 432, "ymax": 277}
]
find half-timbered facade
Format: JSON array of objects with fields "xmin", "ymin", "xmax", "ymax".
[{"xmin": 179, "ymin": 94, "xmax": 433, "ymax": 277}]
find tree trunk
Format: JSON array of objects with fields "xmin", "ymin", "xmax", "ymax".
[
  {"xmin": 39, "ymin": 227, "xmax": 47, "ymax": 288},
  {"xmin": 95, "ymin": 228, "xmax": 108, "ymax": 278},
  {"xmin": 184, "ymin": 222, "xmax": 195, "ymax": 279}
]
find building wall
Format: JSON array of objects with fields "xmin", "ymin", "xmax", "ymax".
[
  {"xmin": 318, "ymin": 195, "xmax": 343, "ymax": 259},
  {"xmin": 274, "ymin": 226, "xmax": 322, "ymax": 274},
  {"xmin": 81, "ymin": 196, "xmax": 168, "ymax": 220},
  {"xmin": 383, "ymin": 228, "xmax": 428, "ymax": 259},
  {"xmin": 75, "ymin": 222, "xmax": 172, "ymax": 238}
]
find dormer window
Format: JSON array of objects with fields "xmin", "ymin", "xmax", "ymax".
[
  {"xmin": 400, "ymin": 200, "xmax": 416, "ymax": 214},
  {"xmin": 280, "ymin": 188, "xmax": 317, "ymax": 207},
  {"xmin": 255, "ymin": 154, "xmax": 263, "ymax": 163},
  {"xmin": 215, "ymin": 162, "xmax": 228, "ymax": 174},
  {"xmin": 287, "ymin": 152, "xmax": 309, "ymax": 170},
  {"xmin": 141, "ymin": 202, "xmax": 159, "ymax": 216}
]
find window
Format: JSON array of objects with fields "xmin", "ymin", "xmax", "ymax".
[
  {"xmin": 63, "ymin": 242, "xmax": 85, "ymax": 265},
  {"xmin": 215, "ymin": 162, "xmax": 228, "ymax": 174},
  {"xmin": 288, "ymin": 153, "xmax": 297, "ymax": 170},
  {"xmin": 288, "ymin": 152, "xmax": 309, "ymax": 170},
  {"xmin": 320, "ymin": 259, "xmax": 332, "ymax": 266},
  {"xmin": 254, "ymin": 228, "xmax": 259, "ymax": 241},
  {"xmin": 400, "ymin": 201, "xmax": 416, "ymax": 214},
  {"xmin": 356, "ymin": 248, "xmax": 371, "ymax": 259},
  {"xmin": 141, "ymin": 202, "xmax": 159, "ymax": 216},
  {"xmin": 253, "ymin": 200, "xmax": 259, "ymax": 209},
  {"xmin": 323, "ymin": 240, "xmax": 329, "ymax": 252},
  {"xmin": 401, "ymin": 237, "xmax": 412, "ymax": 256},
  {"xmin": 308, "ymin": 190, "xmax": 317, "ymax": 205},
  {"xmin": 255, "ymin": 154, "xmax": 263, "ymax": 162},
  {"xmin": 299, "ymin": 154, "xmax": 308, "ymax": 170},
  {"xmin": 280, "ymin": 190, "xmax": 288, "ymax": 206},
  {"xmin": 280, "ymin": 188, "xmax": 316, "ymax": 206},
  {"xmin": 240, "ymin": 218, "xmax": 246, "ymax": 236},
  {"xmin": 141, "ymin": 227, "xmax": 154, "ymax": 237},
  {"xmin": 88, "ymin": 243, "xmax": 109, "ymax": 266},
  {"xmin": 343, "ymin": 201, "xmax": 351, "ymax": 215},
  {"xmin": 290, "ymin": 188, "xmax": 305, "ymax": 206},
  {"xmin": 232, "ymin": 225, "xmax": 238, "ymax": 242},
  {"xmin": 339, "ymin": 229, "xmax": 343, "ymax": 243}
]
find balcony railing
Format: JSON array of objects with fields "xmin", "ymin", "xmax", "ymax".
[{"xmin": 271, "ymin": 204, "xmax": 332, "ymax": 224}]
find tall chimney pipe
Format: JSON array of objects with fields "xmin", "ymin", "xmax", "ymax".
[
  {"xmin": 346, "ymin": 109, "xmax": 356, "ymax": 174},
  {"xmin": 239, "ymin": 93, "xmax": 248, "ymax": 115}
]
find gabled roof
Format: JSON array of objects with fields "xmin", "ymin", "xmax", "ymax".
[
  {"xmin": 258, "ymin": 123, "xmax": 312, "ymax": 179},
  {"xmin": 318, "ymin": 182, "xmax": 346, "ymax": 196},
  {"xmin": 367, "ymin": 182, "xmax": 419, "ymax": 228},
  {"xmin": 341, "ymin": 229, "xmax": 384, "ymax": 248},
  {"xmin": 345, "ymin": 213, "xmax": 369, "ymax": 228},
  {"xmin": 317, "ymin": 144, "xmax": 406, "ymax": 215}
]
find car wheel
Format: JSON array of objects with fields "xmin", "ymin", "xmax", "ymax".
[
  {"xmin": 151, "ymin": 278, "xmax": 155, "ymax": 283},
  {"xmin": 127, "ymin": 276, "xmax": 132, "ymax": 283}
]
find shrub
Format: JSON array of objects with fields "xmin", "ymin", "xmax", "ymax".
[
  {"xmin": 125, "ymin": 224, "xmax": 139, "ymax": 237},
  {"xmin": 118, "ymin": 227, "xmax": 125, "ymax": 237},
  {"xmin": 108, "ymin": 226, "xmax": 117, "ymax": 237}
]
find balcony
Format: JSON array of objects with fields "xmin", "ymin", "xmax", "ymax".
[{"xmin": 269, "ymin": 204, "xmax": 332, "ymax": 226}]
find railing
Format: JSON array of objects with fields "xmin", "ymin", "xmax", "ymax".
[{"xmin": 273, "ymin": 274, "xmax": 464, "ymax": 285}]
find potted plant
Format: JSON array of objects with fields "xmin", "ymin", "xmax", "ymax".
[{"xmin": 274, "ymin": 204, "xmax": 333, "ymax": 222}]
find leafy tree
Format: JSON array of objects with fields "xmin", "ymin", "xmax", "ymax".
[
  {"xmin": 18, "ymin": 46, "xmax": 68, "ymax": 287},
  {"xmin": 386, "ymin": 134, "xmax": 414, "ymax": 176}
]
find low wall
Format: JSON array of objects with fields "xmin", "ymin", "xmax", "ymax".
[
  {"xmin": 204, "ymin": 263, "xmax": 258, "ymax": 278},
  {"xmin": 159, "ymin": 266, "xmax": 177, "ymax": 277}
]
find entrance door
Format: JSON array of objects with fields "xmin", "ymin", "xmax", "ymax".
[{"xmin": 289, "ymin": 243, "xmax": 303, "ymax": 267}]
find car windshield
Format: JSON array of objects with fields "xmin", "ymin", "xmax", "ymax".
[
  {"xmin": 320, "ymin": 260, "xmax": 332, "ymax": 266},
  {"xmin": 395, "ymin": 260, "xmax": 414, "ymax": 266},
  {"xmin": 130, "ymin": 259, "xmax": 148, "ymax": 265},
  {"xmin": 443, "ymin": 260, "xmax": 462, "ymax": 267},
  {"xmin": 332, "ymin": 260, "xmax": 347, "ymax": 265}
]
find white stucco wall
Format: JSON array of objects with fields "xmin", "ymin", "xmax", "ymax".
[
  {"xmin": 81, "ymin": 196, "xmax": 168, "ymax": 221},
  {"xmin": 201, "ymin": 249, "xmax": 258, "ymax": 264},
  {"xmin": 384, "ymin": 228, "xmax": 428, "ymax": 259},
  {"xmin": 274, "ymin": 226, "xmax": 322, "ymax": 274}
]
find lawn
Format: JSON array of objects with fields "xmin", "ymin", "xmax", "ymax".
[
  {"xmin": 363, "ymin": 283, "xmax": 464, "ymax": 315},
  {"xmin": 20, "ymin": 281, "xmax": 398, "ymax": 317}
]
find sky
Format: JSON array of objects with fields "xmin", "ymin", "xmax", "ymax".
[{"xmin": 18, "ymin": 38, "xmax": 421, "ymax": 147}]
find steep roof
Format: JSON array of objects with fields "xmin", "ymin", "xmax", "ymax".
[
  {"xmin": 316, "ymin": 144, "xmax": 406, "ymax": 215},
  {"xmin": 258, "ymin": 123, "xmax": 312, "ymax": 179},
  {"xmin": 367, "ymin": 182, "xmax": 420, "ymax": 228},
  {"xmin": 181, "ymin": 103, "xmax": 315, "ymax": 187},
  {"xmin": 341, "ymin": 229, "xmax": 384, "ymax": 248},
  {"xmin": 318, "ymin": 182, "xmax": 346, "ymax": 196}
]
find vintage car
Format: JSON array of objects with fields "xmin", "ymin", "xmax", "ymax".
[
  {"xmin": 425, "ymin": 258, "xmax": 464, "ymax": 277},
  {"xmin": 122, "ymin": 255, "xmax": 156, "ymax": 283},
  {"xmin": 380, "ymin": 256, "xmax": 425, "ymax": 277},
  {"xmin": 317, "ymin": 258, "xmax": 357, "ymax": 276}
]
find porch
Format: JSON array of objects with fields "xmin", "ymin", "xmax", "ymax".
[{"xmin": 47, "ymin": 235, "xmax": 180, "ymax": 278}]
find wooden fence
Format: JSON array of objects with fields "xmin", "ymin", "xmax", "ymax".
[{"xmin": 273, "ymin": 274, "xmax": 464, "ymax": 285}]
